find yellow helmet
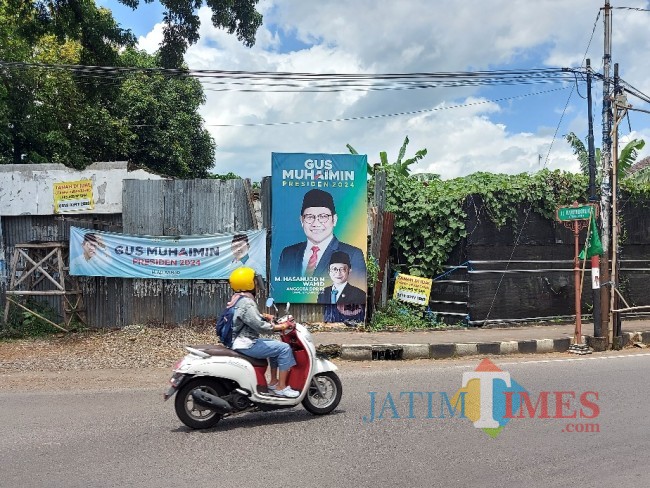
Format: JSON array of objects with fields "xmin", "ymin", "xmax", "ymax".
[{"xmin": 229, "ymin": 267, "xmax": 256, "ymax": 292}]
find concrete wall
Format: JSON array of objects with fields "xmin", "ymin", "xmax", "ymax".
[{"xmin": 0, "ymin": 162, "xmax": 164, "ymax": 216}]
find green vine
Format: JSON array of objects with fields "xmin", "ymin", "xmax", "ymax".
[
  {"xmin": 381, "ymin": 168, "xmax": 598, "ymax": 277},
  {"xmin": 366, "ymin": 255, "xmax": 380, "ymax": 288}
]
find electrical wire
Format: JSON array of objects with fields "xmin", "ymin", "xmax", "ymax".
[
  {"xmin": 611, "ymin": 6, "xmax": 650, "ymax": 12},
  {"xmin": 0, "ymin": 60, "xmax": 583, "ymax": 92},
  {"xmin": 619, "ymin": 80, "xmax": 650, "ymax": 105}
]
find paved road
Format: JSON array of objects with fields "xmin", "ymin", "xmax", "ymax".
[{"xmin": 1, "ymin": 352, "xmax": 649, "ymax": 487}]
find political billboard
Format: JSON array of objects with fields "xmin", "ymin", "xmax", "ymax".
[
  {"xmin": 69, "ymin": 226, "xmax": 266, "ymax": 279},
  {"xmin": 271, "ymin": 153, "xmax": 367, "ymax": 304}
]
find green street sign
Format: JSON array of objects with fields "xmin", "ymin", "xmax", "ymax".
[{"xmin": 557, "ymin": 205, "xmax": 593, "ymax": 222}]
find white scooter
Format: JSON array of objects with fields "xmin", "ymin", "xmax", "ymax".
[{"xmin": 164, "ymin": 299, "xmax": 342, "ymax": 429}]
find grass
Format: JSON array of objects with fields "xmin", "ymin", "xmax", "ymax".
[{"xmin": 366, "ymin": 299, "xmax": 448, "ymax": 331}]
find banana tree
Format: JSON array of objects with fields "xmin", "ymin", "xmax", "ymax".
[
  {"xmin": 346, "ymin": 136, "xmax": 427, "ymax": 176},
  {"xmin": 565, "ymin": 131, "xmax": 644, "ymax": 180},
  {"xmin": 618, "ymin": 139, "xmax": 646, "ymax": 177}
]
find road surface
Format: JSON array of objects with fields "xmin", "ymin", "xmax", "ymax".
[{"xmin": 1, "ymin": 351, "xmax": 649, "ymax": 487}]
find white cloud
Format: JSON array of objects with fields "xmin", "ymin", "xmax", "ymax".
[
  {"xmin": 136, "ymin": 0, "xmax": 650, "ymax": 181},
  {"xmin": 137, "ymin": 23, "xmax": 164, "ymax": 54}
]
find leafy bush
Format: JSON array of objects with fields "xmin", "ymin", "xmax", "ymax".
[
  {"xmin": 0, "ymin": 300, "xmax": 83, "ymax": 339},
  {"xmin": 368, "ymin": 299, "xmax": 443, "ymax": 331}
]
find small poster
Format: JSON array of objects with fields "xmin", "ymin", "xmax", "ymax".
[
  {"xmin": 591, "ymin": 266, "xmax": 600, "ymax": 290},
  {"xmin": 53, "ymin": 180, "xmax": 94, "ymax": 213},
  {"xmin": 393, "ymin": 273, "xmax": 433, "ymax": 305}
]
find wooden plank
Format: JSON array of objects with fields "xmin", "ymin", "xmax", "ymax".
[
  {"xmin": 13, "ymin": 247, "xmax": 62, "ymax": 290},
  {"xmin": 5, "ymin": 290, "xmax": 78, "ymax": 296},
  {"xmin": 14, "ymin": 242, "xmax": 67, "ymax": 248},
  {"xmin": 375, "ymin": 211, "xmax": 394, "ymax": 305}
]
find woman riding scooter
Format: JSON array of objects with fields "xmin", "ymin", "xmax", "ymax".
[{"xmin": 228, "ymin": 267, "xmax": 300, "ymax": 398}]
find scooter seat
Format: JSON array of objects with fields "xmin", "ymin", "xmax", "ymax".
[{"xmin": 191, "ymin": 344, "xmax": 269, "ymax": 368}]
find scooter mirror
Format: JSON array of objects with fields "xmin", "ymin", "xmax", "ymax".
[
  {"xmin": 285, "ymin": 302, "xmax": 291, "ymax": 313},
  {"xmin": 266, "ymin": 297, "xmax": 279, "ymax": 313}
]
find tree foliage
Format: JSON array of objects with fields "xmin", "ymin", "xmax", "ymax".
[
  {"xmin": 618, "ymin": 138, "xmax": 645, "ymax": 176},
  {"xmin": 0, "ymin": 2, "xmax": 126, "ymax": 167},
  {"xmin": 377, "ymin": 164, "xmax": 650, "ymax": 278},
  {"xmin": 0, "ymin": 1, "xmax": 216, "ymax": 177},
  {"xmin": 117, "ymin": 0, "xmax": 263, "ymax": 67},
  {"xmin": 25, "ymin": 0, "xmax": 136, "ymax": 65},
  {"xmin": 115, "ymin": 49, "xmax": 215, "ymax": 178},
  {"xmin": 626, "ymin": 156, "xmax": 650, "ymax": 185}
]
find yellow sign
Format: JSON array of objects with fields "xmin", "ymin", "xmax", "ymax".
[
  {"xmin": 53, "ymin": 180, "xmax": 94, "ymax": 213},
  {"xmin": 393, "ymin": 273, "xmax": 433, "ymax": 305}
]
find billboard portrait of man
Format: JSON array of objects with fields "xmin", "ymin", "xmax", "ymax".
[
  {"xmin": 227, "ymin": 233, "xmax": 266, "ymax": 277},
  {"xmin": 69, "ymin": 231, "xmax": 111, "ymax": 276},
  {"xmin": 317, "ymin": 250, "xmax": 366, "ymax": 305},
  {"xmin": 278, "ymin": 189, "xmax": 366, "ymax": 285}
]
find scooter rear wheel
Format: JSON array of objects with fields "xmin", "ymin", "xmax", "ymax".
[
  {"xmin": 175, "ymin": 378, "xmax": 225, "ymax": 429},
  {"xmin": 302, "ymin": 372, "xmax": 342, "ymax": 415}
]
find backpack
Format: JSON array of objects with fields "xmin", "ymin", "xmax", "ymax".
[{"xmin": 215, "ymin": 295, "xmax": 245, "ymax": 348}]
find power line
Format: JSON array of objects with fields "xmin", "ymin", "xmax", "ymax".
[
  {"xmin": 0, "ymin": 58, "xmax": 586, "ymax": 129},
  {"xmin": 0, "ymin": 61, "xmax": 577, "ymax": 79},
  {"xmin": 482, "ymin": 8, "xmax": 604, "ymax": 322},
  {"xmin": 0, "ymin": 60, "xmax": 584, "ymax": 92},
  {"xmin": 611, "ymin": 6, "xmax": 650, "ymax": 12},
  {"xmin": 582, "ymin": 10, "xmax": 602, "ymax": 66},
  {"xmin": 619, "ymin": 80, "xmax": 650, "ymax": 105}
]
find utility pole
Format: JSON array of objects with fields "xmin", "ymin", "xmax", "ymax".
[
  {"xmin": 600, "ymin": 0, "xmax": 612, "ymax": 349},
  {"xmin": 610, "ymin": 64, "xmax": 627, "ymax": 347},
  {"xmin": 586, "ymin": 59, "xmax": 602, "ymax": 341}
]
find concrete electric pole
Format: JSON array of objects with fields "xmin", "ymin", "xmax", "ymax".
[{"xmin": 599, "ymin": 0, "xmax": 612, "ymax": 349}]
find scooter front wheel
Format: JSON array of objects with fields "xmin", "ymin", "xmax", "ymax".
[
  {"xmin": 302, "ymin": 372, "xmax": 342, "ymax": 415},
  {"xmin": 175, "ymin": 378, "xmax": 225, "ymax": 429}
]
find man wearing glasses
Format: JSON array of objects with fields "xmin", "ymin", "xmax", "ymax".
[
  {"xmin": 277, "ymin": 188, "xmax": 366, "ymax": 287},
  {"xmin": 317, "ymin": 251, "xmax": 366, "ymax": 304},
  {"xmin": 228, "ymin": 233, "xmax": 265, "ymax": 277},
  {"xmin": 70, "ymin": 232, "xmax": 111, "ymax": 276}
]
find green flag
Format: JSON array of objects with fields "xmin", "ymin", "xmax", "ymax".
[{"xmin": 578, "ymin": 216, "xmax": 603, "ymax": 260}]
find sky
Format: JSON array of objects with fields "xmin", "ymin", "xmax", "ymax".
[{"xmin": 96, "ymin": 0, "xmax": 650, "ymax": 181}]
